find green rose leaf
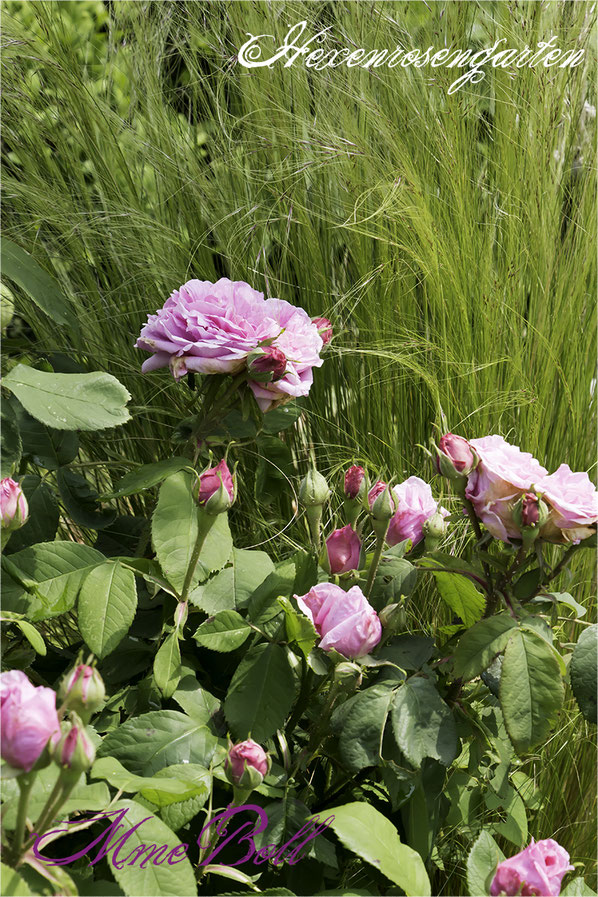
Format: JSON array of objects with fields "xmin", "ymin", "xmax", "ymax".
[
  {"xmin": 453, "ymin": 614, "xmax": 518, "ymax": 680},
  {"xmin": 224, "ymin": 643, "xmax": 296, "ymax": 741},
  {"xmin": 78, "ymin": 561, "xmax": 138, "ymax": 659},
  {"xmin": 2, "ymin": 364, "xmax": 131, "ymax": 431},
  {"xmin": 153, "ymin": 632, "xmax": 183, "ymax": 698},
  {"xmin": 561, "ymin": 878, "xmax": 598, "ymax": 896},
  {"xmin": 91, "ymin": 757, "xmax": 208, "ymax": 806},
  {"xmin": 337, "ymin": 683, "xmax": 395, "ymax": 772},
  {"xmin": 391, "ymin": 677, "xmax": 459, "ymax": 768},
  {"xmin": 104, "ymin": 457, "xmax": 193, "ymax": 499},
  {"xmin": 570, "ymin": 624, "xmax": 597, "ymax": 724},
  {"xmin": 428, "ymin": 569, "xmax": 485, "ymax": 626},
  {"xmin": 57, "ymin": 469, "xmax": 116, "ymax": 530},
  {"xmin": 1, "ymin": 541, "xmax": 105, "ymax": 621},
  {"xmin": 0, "ymin": 862, "xmax": 32, "ymax": 896},
  {"xmin": 323, "ymin": 802, "xmax": 431, "ymax": 896},
  {"xmin": 0, "ymin": 399, "xmax": 21, "ymax": 478},
  {"xmin": 172, "ymin": 676, "xmax": 220, "ymax": 725},
  {"xmin": 16, "ymin": 405, "xmax": 79, "ymax": 470},
  {"xmin": 466, "ymin": 829, "xmax": 505, "ymax": 897},
  {"xmin": 1, "ymin": 237, "xmax": 78, "ymax": 329},
  {"xmin": 194, "ymin": 610, "xmax": 252, "ymax": 652},
  {"xmin": 189, "ymin": 548, "xmax": 274, "ymax": 614},
  {"xmin": 500, "ymin": 628, "xmax": 565, "ymax": 754},
  {"xmin": 107, "ymin": 800, "xmax": 197, "ymax": 897},
  {"xmin": 97, "ymin": 710, "xmax": 222, "ymax": 775},
  {"xmin": 152, "ymin": 472, "xmax": 232, "ymax": 595}
]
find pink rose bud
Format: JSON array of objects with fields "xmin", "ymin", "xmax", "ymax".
[
  {"xmin": 1, "ymin": 477, "xmax": 28, "ymax": 532},
  {"xmin": 58, "ymin": 663, "xmax": 105, "ymax": 722},
  {"xmin": 344, "ymin": 465, "xmax": 366, "ymax": 500},
  {"xmin": 247, "ymin": 346, "xmax": 287, "ymax": 382},
  {"xmin": 0, "ymin": 670, "xmax": 60, "ymax": 772},
  {"xmin": 490, "ymin": 837, "xmax": 574, "ymax": 897},
  {"xmin": 312, "ymin": 316, "xmax": 333, "ymax": 345},
  {"xmin": 367, "ymin": 480, "xmax": 388, "ymax": 510},
  {"xmin": 387, "ymin": 477, "xmax": 449, "ymax": 548},
  {"xmin": 295, "ymin": 583, "xmax": 382, "ymax": 659},
  {"xmin": 521, "ymin": 492, "xmax": 540, "ymax": 526},
  {"xmin": 194, "ymin": 459, "xmax": 235, "ymax": 514},
  {"xmin": 52, "ymin": 713, "xmax": 96, "ymax": 774},
  {"xmin": 225, "ymin": 739, "xmax": 270, "ymax": 788},
  {"xmin": 325, "ymin": 525, "xmax": 362, "ymax": 574},
  {"xmin": 436, "ymin": 433, "xmax": 477, "ymax": 478}
]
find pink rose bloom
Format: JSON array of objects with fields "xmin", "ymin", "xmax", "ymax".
[
  {"xmin": 326, "ymin": 525, "xmax": 361, "ymax": 574},
  {"xmin": 1, "ymin": 477, "xmax": 28, "ymax": 531},
  {"xmin": 295, "ymin": 583, "xmax": 382, "ymax": 658},
  {"xmin": 0, "ymin": 670, "xmax": 60, "ymax": 772},
  {"xmin": 226, "ymin": 739, "xmax": 270, "ymax": 785},
  {"xmin": 490, "ymin": 838, "xmax": 573, "ymax": 896},
  {"xmin": 136, "ymin": 278, "xmax": 324, "ymax": 412},
  {"xmin": 387, "ymin": 476, "xmax": 449, "ymax": 547},
  {"xmin": 536, "ymin": 464, "xmax": 598, "ymax": 544},
  {"xmin": 436, "ymin": 433, "xmax": 476, "ymax": 476},
  {"xmin": 465, "ymin": 436, "xmax": 548, "ymax": 542},
  {"xmin": 368, "ymin": 481, "xmax": 389, "ymax": 510},
  {"xmin": 196, "ymin": 459, "xmax": 234, "ymax": 507}
]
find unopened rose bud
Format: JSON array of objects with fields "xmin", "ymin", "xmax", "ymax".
[
  {"xmin": 299, "ymin": 469, "xmax": 330, "ymax": 508},
  {"xmin": 1, "ymin": 478, "xmax": 28, "ymax": 533},
  {"xmin": 423, "ymin": 508, "xmax": 448, "ymax": 551},
  {"xmin": 312, "ymin": 317, "xmax": 333, "ymax": 345},
  {"xmin": 58, "ymin": 663, "xmax": 105, "ymax": 723},
  {"xmin": 344, "ymin": 465, "xmax": 366, "ymax": 500},
  {"xmin": 379, "ymin": 602, "xmax": 406, "ymax": 632},
  {"xmin": 194, "ymin": 460, "xmax": 235, "ymax": 515},
  {"xmin": 367, "ymin": 481, "xmax": 388, "ymax": 510},
  {"xmin": 434, "ymin": 434, "xmax": 477, "ymax": 480},
  {"xmin": 247, "ymin": 346, "xmax": 287, "ymax": 382},
  {"xmin": 325, "ymin": 525, "xmax": 361, "ymax": 575},
  {"xmin": 334, "ymin": 661, "xmax": 363, "ymax": 691},
  {"xmin": 51, "ymin": 714, "xmax": 95, "ymax": 775},
  {"xmin": 371, "ymin": 485, "xmax": 396, "ymax": 541},
  {"xmin": 225, "ymin": 739, "xmax": 270, "ymax": 790},
  {"xmin": 174, "ymin": 601, "xmax": 188, "ymax": 630},
  {"xmin": 513, "ymin": 492, "xmax": 549, "ymax": 545}
]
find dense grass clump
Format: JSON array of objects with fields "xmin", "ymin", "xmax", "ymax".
[{"xmin": 2, "ymin": 1, "xmax": 596, "ymax": 889}]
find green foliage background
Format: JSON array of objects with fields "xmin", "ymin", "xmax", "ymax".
[{"xmin": 2, "ymin": 0, "xmax": 596, "ymax": 891}]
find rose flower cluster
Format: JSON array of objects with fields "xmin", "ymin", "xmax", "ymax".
[{"xmin": 135, "ymin": 277, "xmax": 331, "ymax": 412}]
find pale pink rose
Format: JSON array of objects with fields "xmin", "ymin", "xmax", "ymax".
[
  {"xmin": 326, "ymin": 525, "xmax": 361, "ymax": 574},
  {"xmin": 537, "ymin": 464, "xmax": 598, "ymax": 544},
  {"xmin": 295, "ymin": 583, "xmax": 382, "ymax": 658},
  {"xmin": 0, "ymin": 671, "xmax": 60, "ymax": 772},
  {"xmin": 136, "ymin": 278, "xmax": 324, "ymax": 412},
  {"xmin": 465, "ymin": 436, "xmax": 548, "ymax": 542},
  {"xmin": 226, "ymin": 739, "xmax": 270, "ymax": 785},
  {"xmin": 490, "ymin": 838, "xmax": 573, "ymax": 896},
  {"xmin": 387, "ymin": 477, "xmax": 449, "ymax": 547},
  {"xmin": 367, "ymin": 481, "xmax": 389, "ymax": 509},
  {"xmin": 0, "ymin": 477, "xmax": 28, "ymax": 531}
]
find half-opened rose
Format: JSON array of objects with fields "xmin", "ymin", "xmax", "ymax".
[
  {"xmin": 226, "ymin": 739, "xmax": 270, "ymax": 786},
  {"xmin": 325, "ymin": 525, "xmax": 361, "ymax": 574},
  {"xmin": 387, "ymin": 476, "xmax": 448, "ymax": 547},
  {"xmin": 537, "ymin": 464, "xmax": 598, "ymax": 544},
  {"xmin": 295, "ymin": 583, "xmax": 381, "ymax": 658},
  {"xmin": 465, "ymin": 436, "xmax": 548, "ymax": 542},
  {"xmin": 490, "ymin": 837, "xmax": 573, "ymax": 896},
  {"xmin": 1, "ymin": 670, "xmax": 60, "ymax": 772},
  {"xmin": 135, "ymin": 277, "xmax": 324, "ymax": 412}
]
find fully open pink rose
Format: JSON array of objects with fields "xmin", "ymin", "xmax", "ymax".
[
  {"xmin": 387, "ymin": 477, "xmax": 448, "ymax": 547},
  {"xmin": 136, "ymin": 278, "xmax": 324, "ymax": 412},
  {"xmin": 226, "ymin": 739, "xmax": 270, "ymax": 785},
  {"xmin": 536, "ymin": 464, "xmax": 598, "ymax": 544},
  {"xmin": 295, "ymin": 583, "xmax": 382, "ymax": 658},
  {"xmin": 490, "ymin": 838, "xmax": 573, "ymax": 896},
  {"xmin": 0, "ymin": 670, "xmax": 60, "ymax": 772},
  {"xmin": 326, "ymin": 525, "xmax": 361, "ymax": 574},
  {"xmin": 465, "ymin": 436, "xmax": 548, "ymax": 542}
]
